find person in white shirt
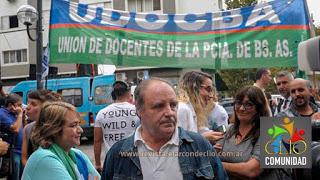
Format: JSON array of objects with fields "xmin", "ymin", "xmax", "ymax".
[
  {"xmin": 208, "ymin": 88, "xmax": 228, "ymax": 130},
  {"xmin": 94, "ymin": 81, "xmax": 139, "ymax": 172},
  {"xmin": 176, "ymin": 71, "xmax": 224, "ymax": 144},
  {"xmin": 274, "ymin": 71, "xmax": 294, "ymax": 115}
]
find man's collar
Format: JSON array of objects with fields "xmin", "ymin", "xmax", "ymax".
[
  {"xmin": 289, "ymin": 102, "xmax": 319, "ymax": 116},
  {"xmin": 133, "ymin": 126, "xmax": 180, "ymax": 147},
  {"xmin": 253, "ymin": 83, "xmax": 265, "ymax": 92},
  {"xmin": 284, "ymin": 96, "xmax": 292, "ymax": 101},
  {"xmin": 119, "ymin": 127, "xmax": 196, "ymax": 153}
]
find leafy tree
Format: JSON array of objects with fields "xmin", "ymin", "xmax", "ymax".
[
  {"xmin": 219, "ymin": 67, "xmax": 295, "ymax": 97},
  {"xmin": 225, "ymin": 0, "xmax": 257, "ymax": 9},
  {"xmin": 316, "ymin": 25, "xmax": 320, "ymax": 36},
  {"xmin": 219, "ymin": 69, "xmax": 255, "ymax": 96}
]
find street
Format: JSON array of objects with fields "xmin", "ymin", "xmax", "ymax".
[{"xmin": 77, "ymin": 138, "xmax": 106, "ymax": 166}]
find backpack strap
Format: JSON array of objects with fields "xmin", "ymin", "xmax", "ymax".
[{"xmin": 75, "ymin": 152, "xmax": 88, "ymax": 180}]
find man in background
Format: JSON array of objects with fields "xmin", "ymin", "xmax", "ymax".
[
  {"xmin": 94, "ymin": 81, "xmax": 139, "ymax": 172},
  {"xmin": 274, "ymin": 71, "xmax": 294, "ymax": 115},
  {"xmin": 253, "ymin": 68, "xmax": 272, "ymax": 92}
]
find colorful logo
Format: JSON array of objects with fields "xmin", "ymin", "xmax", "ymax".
[
  {"xmin": 260, "ymin": 117, "xmax": 311, "ymax": 168},
  {"xmin": 265, "ymin": 117, "xmax": 307, "ymax": 155}
]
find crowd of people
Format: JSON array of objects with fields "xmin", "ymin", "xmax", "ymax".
[{"xmin": 0, "ymin": 69, "xmax": 319, "ymax": 180}]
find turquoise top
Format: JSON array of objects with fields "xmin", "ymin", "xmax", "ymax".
[{"xmin": 21, "ymin": 147, "xmax": 100, "ymax": 180}]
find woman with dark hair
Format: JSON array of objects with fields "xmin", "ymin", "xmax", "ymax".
[
  {"xmin": 216, "ymin": 86, "xmax": 276, "ymax": 179},
  {"xmin": 22, "ymin": 101, "xmax": 99, "ymax": 180}
]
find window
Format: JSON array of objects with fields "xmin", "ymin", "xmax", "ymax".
[
  {"xmin": 137, "ymin": 0, "xmax": 143, "ymax": 12},
  {"xmin": 153, "ymin": 0, "xmax": 161, "ymax": 10},
  {"xmin": 2, "ymin": 49, "xmax": 27, "ymax": 65},
  {"xmin": 1, "ymin": 16, "xmax": 9, "ymax": 30},
  {"xmin": 128, "ymin": 0, "xmax": 137, "ymax": 11},
  {"xmin": 9, "ymin": 15, "xmax": 18, "ymax": 28},
  {"xmin": 94, "ymin": 85, "xmax": 113, "ymax": 105},
  {"xmin": 128, "ymin": 0, "xmax": 161, "ymax": 12},
  {"xmin": 218, "ymin": 0, "xmax": 223, "ymax": 10},
  {"xmin": 58, "ymin": 89, "xmax": 83, "ymax": 107}
]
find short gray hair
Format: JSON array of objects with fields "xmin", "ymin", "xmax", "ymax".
[
  {"xmin": 134, "ymin": 78, "xmax": 173, "ymax": 111},
  {"xmin": 275, "ymin": 71, "xmax": 294, "ymax": 81}
]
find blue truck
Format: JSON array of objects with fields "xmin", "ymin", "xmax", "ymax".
[{"xmin": 10, "ymin": 74, "xmax": 115, "ymax": 139}]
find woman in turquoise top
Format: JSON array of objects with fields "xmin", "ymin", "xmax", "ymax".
[{"xmin": 21, "ymin": 101, "xmax": 100, "ymax": 180}]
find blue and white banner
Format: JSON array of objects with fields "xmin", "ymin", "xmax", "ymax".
[{"xmin": 42, "ymin": 44, "xmax": 49, "ymax": 79}]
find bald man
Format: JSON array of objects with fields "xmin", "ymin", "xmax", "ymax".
[
  {"xmin": 277, "ymin": 78, "xmax": 320, "ymax": 118},
  {"xmin": 276, "ymin": 78, "xmax": 320, "ymax": 179}
]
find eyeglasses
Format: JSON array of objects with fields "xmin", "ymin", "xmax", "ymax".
[
  {"xmin": 234, "ymin": 101, "xmax": 255, "ymax": 110},
  {"xmin": 200, "ymin": 85, "xmax": 214, "ymax": 93}
]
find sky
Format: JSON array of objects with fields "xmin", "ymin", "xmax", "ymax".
[{"xmin": 306, "ymin": 0, "xmax": 320, "ymax": 26}]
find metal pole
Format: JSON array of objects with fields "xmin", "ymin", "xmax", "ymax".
[{"xmin": 36, "ymin": 0, "xmax": 43, "ymax": 89}]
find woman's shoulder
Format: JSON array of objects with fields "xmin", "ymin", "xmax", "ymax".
[
  {"xmin": 25, "ymin": 148, "xmax": 64, "ymax": 171},
  {"xmin": 28, "ymin": 148, "xmax": 59, "ymax": 162},
  {"xmin": 23, "ymin": 148, "xmax": 72, "ymax": 180}
]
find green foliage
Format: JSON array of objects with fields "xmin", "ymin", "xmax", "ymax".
[
  {"xmin": 225, "ymin": 0, "xmax": 257, "ymax": 9},
  {"xmin": 219, "ymin": 67, "xmax": 296, "ymax": 97},
  {"xmin": 219, "ymin": 69, "xmax": 255, "ymax": 96},
  {"xmin": 316, "ymin": 26, "xmax": 320, "ymax": 36}
]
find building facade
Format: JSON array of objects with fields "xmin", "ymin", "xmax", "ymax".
[{"xmin": 0, "ymin": 0, "xmax": 223, "ymax": 89}]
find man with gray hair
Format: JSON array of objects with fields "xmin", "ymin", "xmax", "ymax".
[
  {"xmin": 102, "ymin": 78, "xmax": 227, "ymax": 180},
  {"xmin": 274, "ymin": 71, "xmax": 294, "ymax": 115}
]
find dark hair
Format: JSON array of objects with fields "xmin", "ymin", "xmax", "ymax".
[
  {"xmin": 227, "ymin": 86, "xmax": 271, "ymax": 143},
  {"xmin": 4, "ymin": 93, "xmax": 21, "ymax": 107},
  {"xmin": 111, "ymin": 81, "xmax": 130, "ymax": 101},
  {"xmin": 28, "ymin": 90, "xmax": 62, "ymax": 103},
  {"xmin": 255, "ymin": 68, "xmax": 269, "ymax": 81},
  {"xmin": 134, "ymin": 78, "xmax": 173, "ymax": 111}
]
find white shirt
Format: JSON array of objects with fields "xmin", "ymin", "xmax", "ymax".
[
  {"xmin": 274, "ymin": 96, "xmax": 292, "ymax": 116},
  {"xmin": 208, "ymin": 104, "xmax": 229, "ymax": 129},
  {"xmin": 134, "ymin": 126, "xmax": 183, "ymax": 180},
  {"xmin": 177, "ymin": 102, "xmax": 211, "ymax": 134},
  {"xmin": 177, "ymin": 102, "xmax": 197, "ymax": 132},
  {"xmin": 95, "ymin": 102, "xmax": 140, "ymax": 152}
]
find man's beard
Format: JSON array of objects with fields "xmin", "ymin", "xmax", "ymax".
[{"xmin": 294, "ymin": 97, "xmax": 308, "ymax": 107}]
